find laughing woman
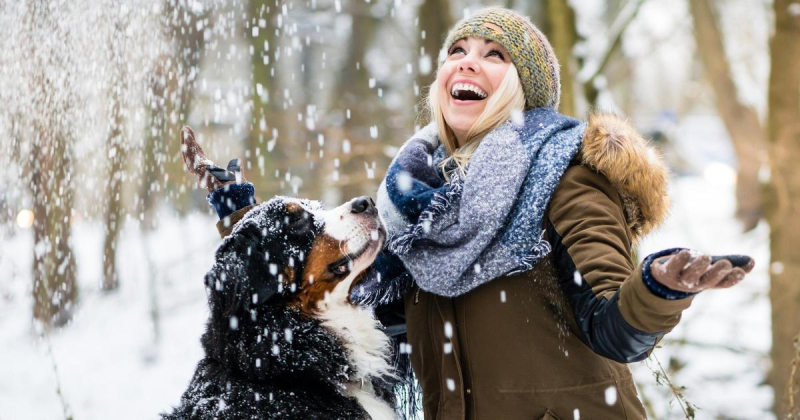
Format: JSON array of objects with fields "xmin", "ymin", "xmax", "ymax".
[
  {"xmin": 182, "ymin": 7, "xmax": 754, "ymax": 419},
  {"xmin": 360, "ymin": 7, "xmax": 755, "ymax": 419}
]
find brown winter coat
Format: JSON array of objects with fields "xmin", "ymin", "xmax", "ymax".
[
  {"xmin": 216, "ymin": 114, "xmax": 691, "ymax": 420},
  {"xmin": 399, "ymin": 114, "xmax": 691, "ymax": 420}
]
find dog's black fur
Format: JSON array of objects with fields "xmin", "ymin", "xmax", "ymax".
[{"xmin": 162, "ymin": 199, "xmax": 377, "ymax": 419}]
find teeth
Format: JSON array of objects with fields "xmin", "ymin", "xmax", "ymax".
[{"xmin": 451, "ymin": 83, "xmax": 488, "ymax": 99}]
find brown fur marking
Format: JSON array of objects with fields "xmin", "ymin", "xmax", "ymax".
[{"xmin": 289, "ymin": 233, "xmax": 349, "ymax": 315}]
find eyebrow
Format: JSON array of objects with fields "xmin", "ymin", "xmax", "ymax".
[{"xmin": 454, "ymin": 38, "xmax": 496, "ymax": 45}]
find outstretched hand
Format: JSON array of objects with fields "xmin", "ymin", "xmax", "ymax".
[
  {"xmin": 649, "ymin": 250, "xmax": 755, "ymax": 293},
  {"xmin": 181, "ymin": 126, "xmax": 247, "ymax": 192}
]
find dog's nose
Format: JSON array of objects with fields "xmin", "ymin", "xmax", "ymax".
[{"xmin": 351, "ymin": 196, "xmax": 375, "ymax": 214}]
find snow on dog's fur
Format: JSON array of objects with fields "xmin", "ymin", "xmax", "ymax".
[{"xmin": 163, "ymin": 196, "xmax": 396, "ymax": 420}]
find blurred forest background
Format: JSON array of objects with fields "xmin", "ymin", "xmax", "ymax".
[{"xmin": 0, "ymin": 0, "xmax": 798, "ymax": 418}]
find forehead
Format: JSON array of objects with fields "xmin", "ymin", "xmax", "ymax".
[
  {"xmin": 281, "ymin": 196, "xmax": 323, "ymax": 212},
  {"xmin": 452, "ymin": 37, "xmax": 508, "ymax": 52},
  {"xmin": 281, "ymin": 197, "xmax": 325, "ymax": 226}
]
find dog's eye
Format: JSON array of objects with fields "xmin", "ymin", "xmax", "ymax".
[{"xmin": 330, "ymin": 263, "xmax": 350, "ymax": 276}]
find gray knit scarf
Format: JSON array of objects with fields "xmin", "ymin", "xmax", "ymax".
[{"xmin": 376, "ymin": 107, "xmax": 585, "ymax": 297}]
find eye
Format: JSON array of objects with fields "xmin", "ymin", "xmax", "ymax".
[
  {"xmin": 449, "ymin": 46, "xmax": 465, "ymax": 56},
  {"xmin": 487, "ymin": 49, "xmax": 504, "ymax": 60},
  {"xmin": 330, "ymin": 261, "xmax": 351, "ymax": 276}
]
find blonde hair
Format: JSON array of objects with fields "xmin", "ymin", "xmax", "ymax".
[{"xmin": 427, "ymin": 64, "xmax": 526, "ymax": 180}]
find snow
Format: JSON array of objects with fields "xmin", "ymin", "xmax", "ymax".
[
  {"xmin": 630, "ymin": 118, "xmax": 773, "ymax": 418},
  {"xmin": 604, "ymin": 386, "xmax": 617, "ymax": 405},
  {"xmin": 0, "ymin": 212, "xmax": 217, "ymax": 420},
  {"xmin": 0, "ymin": 133, "xmax": 775, "ymax": 420},
  {"xmin": 0, "ymin": 149, "xmax": 772, "ymax": 419},
  {"xmin": 0, "ymin": 0, "xmax": 776, "ymax": 418}
]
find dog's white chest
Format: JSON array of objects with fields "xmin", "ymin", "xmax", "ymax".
[{"xmin": 317, "ymin": 277, "xmax": 396, "ymax": 419}]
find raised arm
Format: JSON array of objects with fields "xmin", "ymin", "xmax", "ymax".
[
  {"xmin": 546, "ymin": 165, "xmax": 752, "ymax": 363},
  {"xmin": 180, "ymin": 126, "xmax": 257, "ymax": 237}
]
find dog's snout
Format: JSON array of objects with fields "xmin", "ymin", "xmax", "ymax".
[{"xmin": 350, "ymin": 196, "xmax": 375, "ymax": 214}]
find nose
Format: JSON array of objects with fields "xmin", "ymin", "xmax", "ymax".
[
  {"xmin": 350, "ymin": 196, "xmax": 376, "ymax": 214},
  {"xmin": 458, "ymin": 52, "xmax": 480, "ymax": 74}
]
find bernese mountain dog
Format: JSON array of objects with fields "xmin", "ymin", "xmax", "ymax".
[{"xmin": 163, "ymin": 196, "xmax": 396, "ymax": 419}]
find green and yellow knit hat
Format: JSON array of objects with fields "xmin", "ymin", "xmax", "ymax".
[{"xmin": 442, "ymin": 7, "xmax": 561, "ymax": 110}]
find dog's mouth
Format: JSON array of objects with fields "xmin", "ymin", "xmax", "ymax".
[
  {"xmin": 319, "ymin": 197, "xmax": 385, "ymax": 261},
  {"xmin": 338, "ymin": 221, "xmax": 386, "ymax": 275}
]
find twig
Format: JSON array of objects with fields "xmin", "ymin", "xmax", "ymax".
[
  {"xmin": 788, "ymin": 332, "xmax": 800, "ymax": 418},
  {"xmin": 650, "ymin": 352, "xmax": 698, "ymax": 419},
  {"xmin": 663, "ymin": 337, "xmax": 765, "ymax": 357},
  {"xmin": 44, "ymin": 334, "xmax": 74, "ymax": 420},
  {"xmin": 578, "ymin": 0, "xmax": 647, "ymax": 84}
]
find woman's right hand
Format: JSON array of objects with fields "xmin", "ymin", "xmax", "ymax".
[
  {"xmin": 649, "ymin": 250, "xmax": 755, "ymax": 293},
  {"xmin": 181, "ymin": 126, "xmax": 246, "ymax": 192}
]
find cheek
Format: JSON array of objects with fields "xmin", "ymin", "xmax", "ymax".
[
  {"xmin": 487, "ymin": 64, "xmax": 510, "ymax": 92},
  {"xmin": 436, "ymin": 69, "xmax": 452, "ymax": 106},
  {"xmin": 437, "ymin": 62, "xmax": 456, "ymax": 86}
]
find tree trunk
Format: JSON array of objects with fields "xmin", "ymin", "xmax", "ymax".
[
  {"xmin": 330, "ymin": 3, "xmax": 381, "ymax": 200},
  {"xmin": 542, "ymin": 0, "xmax": 579, "ymax": 117},
  {"xmin": 26, "ymin": 1, "xmax": 78, "ymax": 329},
  {"xmin": 766, "ymin": 0, "xmax": 800, "ymax": 416},
  {"xmin": 247, "ymin": 0, "xmax": 286, "ymax": 199},
  {"xmin": 688, "ymin": 0, "xmax": 767, "ymax": 231},
  {"xmin": 415, "ymin": 0, "xmax": 452, "ymax": 109},
  {"xmin": 31, "ymin": 131, "xmax": 78, "ymax": 329},
  {"xmin": 102, "ymin": 16, "xmax": 131, "ymax": 292},
  {"xmin": 102, "ymin": 106, "xmax": 125, "ymax": 291},
  {"xmin": 140, "ymin": 1, "xmax": 206, "ymax": 223}
]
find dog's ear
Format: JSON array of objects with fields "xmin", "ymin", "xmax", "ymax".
[
  {"xmin": 209, "ymin": 199, "xmax": 318, "ymax": 308},
  {"xmin": 209, "ymin": 216, "xmax": 280, "ymax": 309}
]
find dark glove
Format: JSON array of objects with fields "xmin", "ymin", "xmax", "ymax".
[
  {"xmin": 207, "ymin": 159, "xmax": 243, "ymax": 183},
  {"xmin": 650, "ymin": 250, "xmax": 755, "ymax": 293}
]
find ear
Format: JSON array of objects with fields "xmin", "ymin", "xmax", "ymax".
[{"xmin": 212, "ymin": 217, "xmax": 281, "ymax": 307}]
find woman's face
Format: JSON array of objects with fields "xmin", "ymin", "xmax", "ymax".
[{"xmin": 437, "ymin": 36, "xmax": 512, "ymax": 146}]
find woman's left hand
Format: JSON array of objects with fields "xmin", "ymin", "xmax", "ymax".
[
  {"xmin": 181, "ymin": 126, "xmax": 246, "ymax": 192},
  {"xmin": 649, "ymin": 250, "xmax": 755, "ymax": 293}
]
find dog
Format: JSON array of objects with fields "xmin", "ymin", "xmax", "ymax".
[{"xmin": 163, "ymin": 196, "xmax": 397, "ymax": 419}]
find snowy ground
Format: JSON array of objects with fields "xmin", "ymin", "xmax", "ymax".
[
  {"xmin": 0, "ymin": 210, "xmax": 220, "ymax": 419},
  {"xmin": 0, "ymin": 155, "xmax": 773, "ymax": 418},
  {"xmin": 632, "ymin": 174, "xmax": 772, "ymax": 419}
]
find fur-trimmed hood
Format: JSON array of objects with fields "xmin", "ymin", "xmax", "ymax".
[{"xmin": 579, "ymin": 113, "xmax": 670, "ymax": 241}]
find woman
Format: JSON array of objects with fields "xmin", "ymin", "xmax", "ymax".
[{"xmin": 182, "ymin": 7, "xmax": 754, "ymax": 419}]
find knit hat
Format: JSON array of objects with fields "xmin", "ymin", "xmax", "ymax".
[{"xmin": 442, "ymin": 7, "xmax": 561, "ymax": 110}]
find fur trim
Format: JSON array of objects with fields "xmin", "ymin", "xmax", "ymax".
[{"xmin": 580, "ymin": 113, "xmax": 670, "ymax": 241}]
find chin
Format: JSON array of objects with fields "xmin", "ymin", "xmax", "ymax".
[
  {"xmin": 445, "ymin": 115, "xmax": 479, "ymax": 138},
  {"xmin": 443, "ymin": 105, "xmax": 484, "ymax": 138}
]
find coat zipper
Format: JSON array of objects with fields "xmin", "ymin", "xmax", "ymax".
[{"xmin": 414, "ymin": 285, "xmax": 420, "ymax": 304}]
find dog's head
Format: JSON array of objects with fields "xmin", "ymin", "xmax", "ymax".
[{"xmin": 205, "ymin": 196, "xmax": 386, "ymax": 317}]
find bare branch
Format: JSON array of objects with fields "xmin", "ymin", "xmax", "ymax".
[{"xmin": 578, "ymin": 0, "xmax": 647, "ymax": 88}]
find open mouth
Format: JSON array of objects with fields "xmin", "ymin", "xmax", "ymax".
[
  {"xmin": 340, "ymin": 223, "xmax": 386, "ymax": 267},
  {"xmin": 451, "ymin": 83, "xmax": 488, "ymax": 101}
]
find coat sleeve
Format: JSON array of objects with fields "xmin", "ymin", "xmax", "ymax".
[
  {"xmin": 546, "ymin": 164, "xmax": 694, "ymax": 363},
  {"xmin": 206, "ymin": 182, "xmax": 258, "ymax": 238},
  {"xmin": 215, "ymin": 204, "xmax": 256, "ymax": 238}
]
